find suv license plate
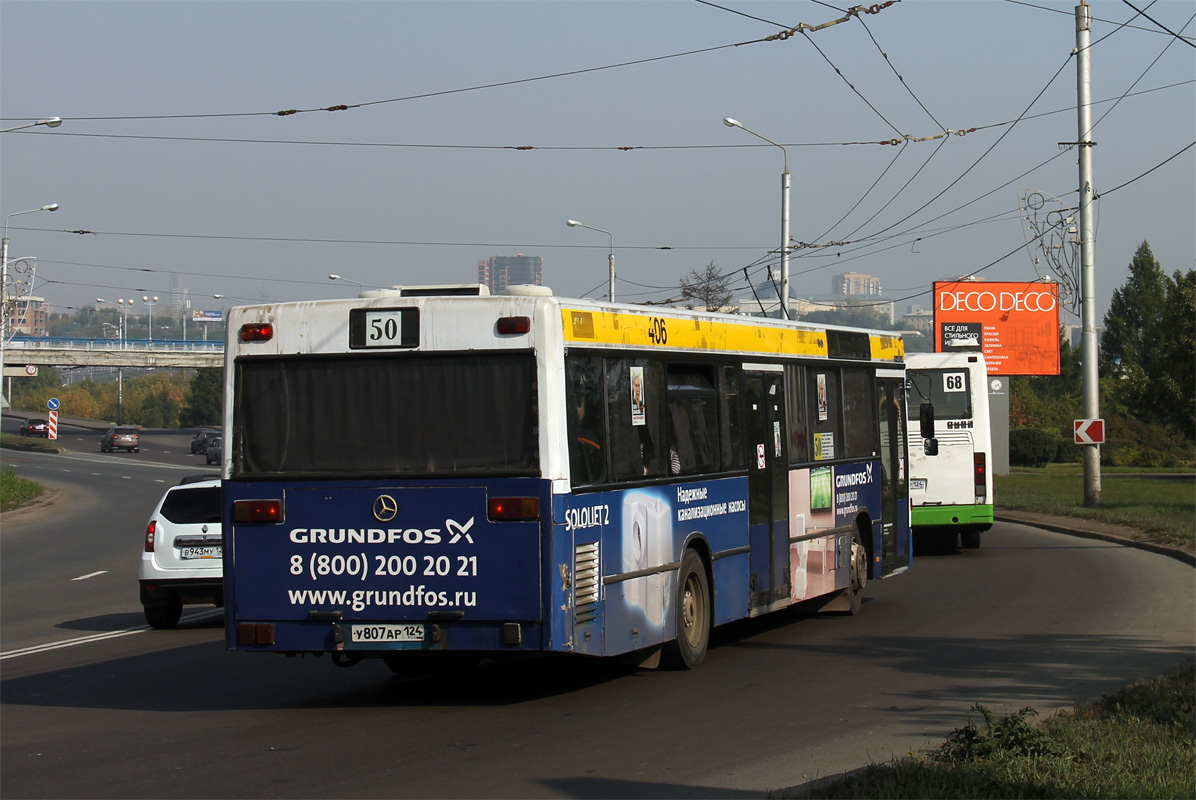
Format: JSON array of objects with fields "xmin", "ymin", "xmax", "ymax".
[
  {"xmin": 181, "ymin": 546, "xmax": 222, "ymax": 559},
  {"xmin": 351, "ymin": 624, "xmax": 425, "ymax": 643}
]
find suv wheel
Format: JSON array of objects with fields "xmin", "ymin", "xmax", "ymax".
[{"xmin": 144, "ymin": 601, "xmax": 183, "ymax": 629}]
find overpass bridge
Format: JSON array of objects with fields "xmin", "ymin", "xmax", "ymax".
[{"xmin": 3, "ymin": 337, "xmax": 224, "ymax": 370}]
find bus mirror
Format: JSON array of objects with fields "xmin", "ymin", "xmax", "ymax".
[
  {"xmin": 924, "ymin": 438, "xmax": 939, "ymax": 457},
  {"xmin": 919, "ymin": 403, "xmax": 935, "ymax": 440}
]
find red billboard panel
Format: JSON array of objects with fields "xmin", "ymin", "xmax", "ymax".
[{"xmin": 933, "ymin": 280, "xmax": 1060, "ymax": 376}]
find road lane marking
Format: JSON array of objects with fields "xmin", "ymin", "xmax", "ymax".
[
  {"xmin": 71, "ymin": 570, "xmax": 109, "ymax": 581},
  {"xmin": 0, "ymin": 609, "xmax": 224, "ymax": 660}
]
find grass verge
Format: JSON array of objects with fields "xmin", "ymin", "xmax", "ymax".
[
  {"xmin": 785, "ymin": 665, "xmax": 1195, "ymax": 799},
  {"xmin": 995, "ymin": 472, "xmax": 1195, "ymax": 550},
  {"xmin": 0, "ymin": 466, "xmax": 45, "ymax": 513}
]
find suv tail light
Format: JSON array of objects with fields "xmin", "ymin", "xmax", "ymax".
[{"xmin": 144, "ymin": 520, "xmax": 157, "ymax": 552}]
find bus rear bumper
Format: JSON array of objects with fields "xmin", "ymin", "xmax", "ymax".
[{"xmin": 911, "ymin": 504, "xmax": 994, "ymax": 530}]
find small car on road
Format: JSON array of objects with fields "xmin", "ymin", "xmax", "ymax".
[
  {"xmin": 101, "ymin": 425, "xmax": 140, "ymax": 453},
  {"xmin": 19, "ymin": 418, "xmax": 49, "ymax": 437},
  {"xmin": 205, "ymin": 436, "xmax": 223, "ymax": 465},
  {"xmin": 139, "ymin": 477, "xmax": 223, "ymax": 629},
  {"xmin": 190, "ymin": 430, "xmax": 218, "ymax": 454}
]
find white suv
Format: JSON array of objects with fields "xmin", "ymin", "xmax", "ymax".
[{"xmin": 138, "ymin": 477, "xmax": 223, "ymax": 629}]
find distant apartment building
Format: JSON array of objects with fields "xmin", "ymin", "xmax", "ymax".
[
  {"xmin": 478, "ymin": 255, "xmax": 543, "ymax": 295},
  {"xmin": 833, "ymin": 272, "xmax": 882, "ymax": 296},
  {"xmin": 10, "ymin": 296, "xmax": 47, "ymax": 336}
]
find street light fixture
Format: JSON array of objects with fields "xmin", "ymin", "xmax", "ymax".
[
  {"xmin": 0, "ymin": 117, "xmax": 63, "ymax": 134},
  {"xmin": 566, "ymin": 220, "xmax": 616, "ymax": 302},
  {"xmin": 328, "ymin": 273, "xmax": 364, "ymax": 295},
  {"xmin": 0, "ymin": 202, "xmax": 59, "ymax": 409},
  {"xmin": 142, "ymin": 296, "xmax": 159, "ymax": 344},
  {"xmin": 724, "ymin": 116, "xmax": 791, "ymax": 319}
]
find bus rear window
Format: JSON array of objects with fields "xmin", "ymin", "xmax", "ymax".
[
  {"xmin": 233, "ymin": 352, "xmax": 538, "ymax": 477},
  {"xmin": 908, "ymin": 369, "xmax": 972, "ymax": 420}
]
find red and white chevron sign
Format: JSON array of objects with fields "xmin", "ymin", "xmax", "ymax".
[
  {"xmin": 48, "ymin": 410, "xmax": 58, "ymax": 440},
  {"xmin": 1073, "ymin": 418, "xmax": 1104, "ymax": 445}
]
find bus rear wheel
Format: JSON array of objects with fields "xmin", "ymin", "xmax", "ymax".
[
  {"xmin": 960, "ymin": 529, "xmax": 981, "ymax": 549},
  {"xmin": 663, "ymin": 549, "xmax": 710, "ymax": 670}
]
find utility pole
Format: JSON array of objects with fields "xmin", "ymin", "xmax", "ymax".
[{"xmin": 1075, "ymin": 1, "xmax": 1101, "ymax": 506}]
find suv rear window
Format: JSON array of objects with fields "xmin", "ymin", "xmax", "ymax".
[
  {"xmin": 159, "ymin": 487, "xmax": 221, "ymax": 524},
  {"xmin": 115, "ymin": 427, "xmax": 139, "ymax": 435}
]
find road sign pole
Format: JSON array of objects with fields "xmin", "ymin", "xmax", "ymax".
[{"xmin": 1075, "ymin": 2, "xmax": 1101, "ymax": 506}]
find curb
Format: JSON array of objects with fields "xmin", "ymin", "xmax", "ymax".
[
  {"xmin": 995, "ymin": 510, "xmax": 1195, "ymax": 567},
  {"xmin": 0, "ymin": 485, "xmax": 63, "ymax": 522}
]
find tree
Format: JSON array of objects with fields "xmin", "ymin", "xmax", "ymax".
[
  {"xmin": 799, "ymin": 302, "xmax": 895, "ymax": 330},
  {"xmin": 180, "ymin": 368, "xmax": 223, "ymax": 427},
  {"xmin": 678, "ymin": 262, "xmax": 734, "ymax": 312},
  {"xmin": 1101, "ymin": 241, "xmax": 1195, "ymax": 440}
]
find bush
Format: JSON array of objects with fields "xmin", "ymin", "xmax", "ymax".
[
  {"xmin": 1009, "ymin": 428, "xmax": 1056, "ymax": 467},
  {"xmin": 1101, "ymin": 415, "xmax": 1195, "ymax": 468}
]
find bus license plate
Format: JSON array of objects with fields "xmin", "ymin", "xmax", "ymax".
[
  {"xmin": 909, "ymin": 478, "xmax": 927, "ymax": 491},
  {"xmin": 351, "ymin": 624, "xmax": 425, "ymax": 643},
  {"xmin": 180, "ymin": 546, "xmax": 222, "ymax": 559}
]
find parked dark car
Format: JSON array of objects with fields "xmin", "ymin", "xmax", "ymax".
[
  {"xmin": 19, "ymin": 418, "xmax": 49, "ymax": 437},
  {"xmin": 190, "ymin": 431, "xmax": 218, "ymax": 454}
]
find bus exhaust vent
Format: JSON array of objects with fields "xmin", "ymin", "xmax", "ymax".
[{"xmin": 574, "ymin": 542, "xmax": 599, "ymax": 624}]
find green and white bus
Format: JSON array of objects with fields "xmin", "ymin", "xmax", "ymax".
[{"xmin": 906, "ymin": 350, "xmax": 993, "ymax": 549}]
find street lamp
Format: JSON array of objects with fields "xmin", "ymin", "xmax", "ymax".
[
  {"xmin": 0, "ymin": 202, "xmax": 59, "ymax": 409},
  {"xmin": 0, "ymin": 117, "xmax": 63, "ymax": 134},
  {"xmin": 566, "ymin": 220, "xmax": 615, "ymax": 302},
  {"xmin": 142, "ymin": 295, "xmax": 158, "ymax": 344},
  {"xmin": 116, "ymin": 298, "xmax": 136, "ymax": 346},
  {"xmin": 328, "ymin": 274, "xmax": 364, "ymax": 295},
  {"xmin": 724, "ymin": 117, "xmax": 791, "ymax": 319}
]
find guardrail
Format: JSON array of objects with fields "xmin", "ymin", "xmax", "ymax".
[{"xmin": 7, "ymin": 336, "xmax": 224, "ymax": 353}]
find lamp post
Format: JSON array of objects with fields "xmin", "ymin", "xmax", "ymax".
[
  {"xmin": 116, "ymin": 299, "xmax": 135, "ymax": 347},
  {"xmin": 142, "ymin": 295, "xmax": 158, "ymax": 344},
  {"xmin": 0, "ymin": 203, "xmax": 59, "ymax": 409},
  {"xmin": 724, "ymin": 117, "xmax": 791, "ymax": 319},
  {"xmin": 566, "ymin": 220, "xmax": 615, "ymax": 302},
  {"xmin": 328, "ymin": 274, "xmax": 364, "ymax": 295},
  {"xmin": 0, "ymin": 117, "xmax": 63, "ymax": 134}
]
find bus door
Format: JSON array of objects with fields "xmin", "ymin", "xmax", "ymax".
[
  {"xmin": 878, "ymin": 374, "xmax": 910, "ymax": 572},
  {"xmin": 743, "ymin": 367, "xmax": 790, "ymax": 613}
]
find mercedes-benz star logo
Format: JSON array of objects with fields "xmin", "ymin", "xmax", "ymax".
[{"xmin": 373, "ymin": 494, "xmax": 398, "ymax": 522}]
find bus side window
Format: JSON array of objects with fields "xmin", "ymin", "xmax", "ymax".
[
  {"xmin": 720, "ymin": 365, "xmax": 744, "ymax": 470},
  {"xmin": 666, "ymin": 364, "xmax": 719, "ymax": 476},
  {"xmin": 786, "ymin": 364, "xmax": 809, "ymax": 464},
  {"xmin": 565, "ymin": 355, "xmax": 608, "ymax": 486},
  {"xmin": 607, "ymin": 359, "xmax": 667, "ymax": 480}
]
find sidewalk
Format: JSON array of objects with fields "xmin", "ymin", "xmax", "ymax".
[{"xmin": 996, "ymin": 508, "xmax": 1195, "ymax": 566}]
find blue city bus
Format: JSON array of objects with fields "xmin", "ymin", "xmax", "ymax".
[{"xmin": 221, "ymin": 285, "xmax": 911, "ymax": 670}]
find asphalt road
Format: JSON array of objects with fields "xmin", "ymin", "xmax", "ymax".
[{"xmin": 2, "ymin": 433, "xmax": 1193, "ymax": 799}]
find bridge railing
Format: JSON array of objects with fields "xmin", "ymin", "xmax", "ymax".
[{"xmin": 7, "ymin": 336, "xmax": 224, "ymax": 353}]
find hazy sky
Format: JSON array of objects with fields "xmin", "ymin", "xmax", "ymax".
[{"xmin": 2, "ymin": 0, "xmax": 1193, "ymax": 326}]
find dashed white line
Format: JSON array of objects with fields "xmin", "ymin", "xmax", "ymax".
[{"xmin": 71, "ymin": 570, "xmax": 109, "ymax": 581}]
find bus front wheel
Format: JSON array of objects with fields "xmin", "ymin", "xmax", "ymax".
[{"xmin": 663, "ymin": 549, "xmax": 710, "ymax": 670}]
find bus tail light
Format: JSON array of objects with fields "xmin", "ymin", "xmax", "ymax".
[
  {"xmin": 488, "ymin": 497, "xmax": 539, "ymax": 521},
  {"xmin": 239, "ymin": 322, "xmax": 274, "ymax": 342},
  {"xmin": 239, "ymin": 622, "xmax": 275, "ymax": 645},
  {"xmin": 974, "ymin": 452, "xmax": 987, "ymax": 502},
  {"xmin": 496, "ymin": 316, "xmax": 531, "ymax": 335},
  {"xmin": 234, "ymin": 499, "xmax": 283, "ymax": 523},
  {"xmin": 144, "ymin": 520, "xmax": 157, "ymax": 552}
]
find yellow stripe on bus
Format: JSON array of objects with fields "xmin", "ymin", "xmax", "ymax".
[
  {"xmin": 562, "ymin": 308, "xmax": 828, "ymax": 357},
  {"xmin": 562, "ymin": 307, "xmax": 904, "ymax": 361}
]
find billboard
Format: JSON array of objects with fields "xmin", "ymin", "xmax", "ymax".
[
  {"xmin": 933, "ymin": 280, "xmax": 1060, "ymax": 376},
  {"xmin": 192, "ymin": 310, "xmax": 224, "ymax": 323}
]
